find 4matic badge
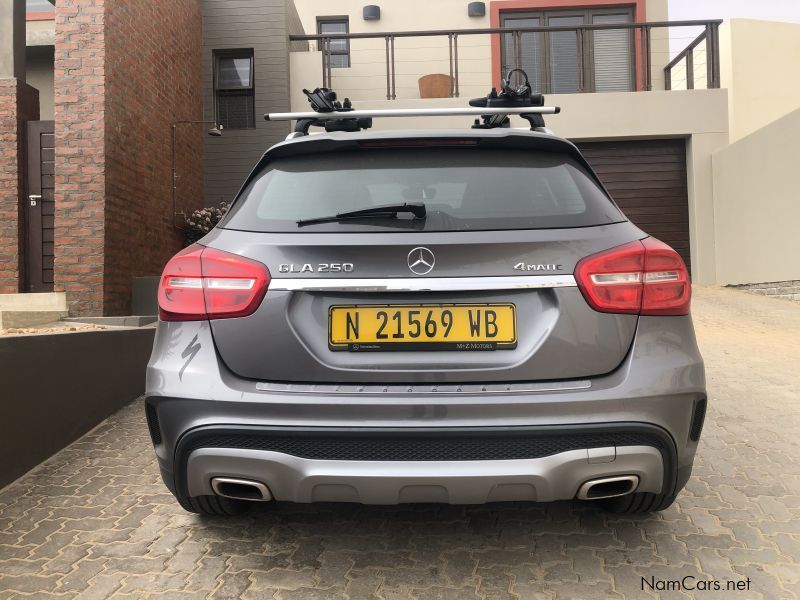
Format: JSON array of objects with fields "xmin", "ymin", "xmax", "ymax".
[{"xmin": 513, "ymin": 263, "xmax": 564, "ymax": 272}]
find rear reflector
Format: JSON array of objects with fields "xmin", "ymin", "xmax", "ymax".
[
  {"xmin": 574, "ymin": 237, "xmax": 690, "ymax": 316},
  {"xmin": 158, "ymin": 244, "xmax": 270, "ymax": 321}
]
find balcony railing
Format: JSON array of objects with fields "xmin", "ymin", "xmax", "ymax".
[
  {"xmin": 290, "ymin": 19, "xmax": 722, "ymax": 101},
  {"xmin": 664, "ymin": 25, "xmax": 720, "ymax": 90}
]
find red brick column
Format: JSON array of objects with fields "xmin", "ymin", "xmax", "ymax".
[
  {"xmin": 53, "ymin": 0, "xmax": 202, "ymax": 316},
  {"xmin": 103, "ymin": 0, "xmax": 203, "ymax": 315},
  {"xmin": 0, "ymin": 79, "xmax": 40, "ymax": 293},
  {"xmin": 54, "ymin": 0, "xmax": 107, "ymax": 315}
]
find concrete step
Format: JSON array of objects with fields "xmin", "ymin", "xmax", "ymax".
[
  {"xmin": 755, "ymin": 286, "xmax": 800, "ymax": 295},
  {"xmin": 0, "ymin": 310, "xmax": 69, "ymax": 329},
  {"xmin": 62, "ymin": 316, "xmax": 157, "ymax": 327},
  {"xmin": 0, "ymin": 292, "xmax": 67, "ymax": 311}
]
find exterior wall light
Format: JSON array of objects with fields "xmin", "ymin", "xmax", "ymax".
[
  {"xmin": 363, "ymin": 5, "xmax": 381, "ymax": 21},
  {"xmin": 468, "ymin": 2, "xmax": 486, "ymax": 17}
]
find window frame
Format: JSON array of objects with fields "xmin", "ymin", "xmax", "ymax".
[
  {"xmin": 213, "ymin": 48, "xmax": 256, "ymax": 130},
  {"xmin": 317, "ymin": 16, "xmax": 351, "ymax": 69},
  {"xmin": 500, "ymin": 7, "xmax": 635, "ymax": 94}
]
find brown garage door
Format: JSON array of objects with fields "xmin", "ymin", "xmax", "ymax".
[{"xmin": 575, "ymin": 139, "xmax": 690, "ymax": 271}]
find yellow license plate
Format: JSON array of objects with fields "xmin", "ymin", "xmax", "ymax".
[{"xmin": 329, "ymin": 304, "xmax": 517, "ymax": 351}]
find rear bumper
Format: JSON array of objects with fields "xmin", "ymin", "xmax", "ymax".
[
  {"xmin": 145, "ymin": 314, "xmax": 705, "ymax": 505},
  {"xmin": 171, "ymin": 424, "xmax": 673, "ymax": 504}
]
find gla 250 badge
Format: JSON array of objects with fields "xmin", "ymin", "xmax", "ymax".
[{"xmin": 278, "ymin": 263, "xmax": 354, "ymax": 273}]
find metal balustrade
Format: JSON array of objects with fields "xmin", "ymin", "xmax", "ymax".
[{"xmin": 290, "ymin": 20, "xmax": 722, "ymax": 100}]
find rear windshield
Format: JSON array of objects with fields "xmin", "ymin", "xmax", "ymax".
[{"xmin": 221, "ymin": 148, "xmax": 625, "ymax": 233}]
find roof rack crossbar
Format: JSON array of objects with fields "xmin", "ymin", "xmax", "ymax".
[
  {"xmin": 273, "ymin": 74, "xmax": 559, "ymax": 135},
  {"xmin": 266, "ymin": 106, "xmax": 560, "ymax": 122}
]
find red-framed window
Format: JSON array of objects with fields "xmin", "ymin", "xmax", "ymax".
[{"xmin": 490, "ymin": 1, "xmax": 646, "ymax": 92}]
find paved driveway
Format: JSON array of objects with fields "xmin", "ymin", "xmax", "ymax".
[{"xmin": 1, "ymin": 287, "xmax": 799, "ymax": 599}]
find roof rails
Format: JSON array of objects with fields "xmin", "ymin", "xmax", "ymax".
[{"xmin": 265, "ymin": 70, "xmax": 560, "ymax": 136}]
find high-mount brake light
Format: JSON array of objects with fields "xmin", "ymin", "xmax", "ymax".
[
  {"xmin": 359, "ymin": 139, "xmax": 478, "ymax": 148},
  {"xmin": 574, "ymin": 238, "xmax": 690, "ymax": 316},
  {"xmin": 158, "ymin": 245, "xmax": 270, "ymax": 321}
]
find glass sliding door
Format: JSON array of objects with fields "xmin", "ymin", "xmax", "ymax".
[
  {"xmin": 501, "ymin": 17, "xmax": 543, "ymax": 92},
  {"xmin": 547, "ymin": 15, "xmax": 583, "ymax": 94},
  {"xmin": 500, "ymin": 8, "xmax": 634, "ymax": 94}
]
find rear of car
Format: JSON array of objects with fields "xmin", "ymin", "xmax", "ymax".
[{"xmin": 145, "ymin": 128, "xmax": 705, "ymax": 515}]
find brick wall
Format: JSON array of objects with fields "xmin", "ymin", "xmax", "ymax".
[
  {"xmin": 103, "ymin": 0, "xmax": 203, "ymax": 315},
  {"xmin": 54, "ymin": 0, "xmax": 202, "ymax": 316},
  {"xmin": 53, "ymin": 0, "xmax": 107, "ymax": 315},
  {"xmin": 0, "ymin": 78, "xmax": 40, "ymax": 294}
]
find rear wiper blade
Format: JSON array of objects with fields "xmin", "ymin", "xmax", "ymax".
[{"xmin": 297, "ymin": 202, "xmax": 426, "ymax": 227}]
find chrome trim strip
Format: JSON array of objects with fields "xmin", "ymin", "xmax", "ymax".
[
  {"xmin": 255, "ymin": 380, "xmax": 591, "ymax": 395},
  {"xmin": 269, "ymin": 275, "xmax": 577, "ymax": 292}
]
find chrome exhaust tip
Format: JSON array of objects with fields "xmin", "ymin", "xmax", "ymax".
[
  {"xmin": 576, "ymin": 475, "xmax": 639, "ymax": 500},
  {"xmin": 211, "ymin": 477, "xmax": 272, "ymax": 502}
]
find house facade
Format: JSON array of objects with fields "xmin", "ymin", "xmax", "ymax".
[
  {"xmin": 289, "ymin": 0, "xmax": 800, "ymax": 287},
  {"xmin": 1, "ymin": 0, "xmax": 798, "ymax": 318}
]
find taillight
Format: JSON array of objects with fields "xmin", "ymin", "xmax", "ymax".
[
  {"xmin": 574, "ymin": 237, "xmax": 690, "ymax": 316},
  {"xmin": 158, "ymin": 244, "xmax": 270, "ymax": 321}
]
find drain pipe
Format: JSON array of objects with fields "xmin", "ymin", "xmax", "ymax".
[{"xmin": 171, "ymin": 120, "xmax": 223, "ymax": 230}]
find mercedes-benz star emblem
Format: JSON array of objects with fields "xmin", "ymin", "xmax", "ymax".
[{"xmin": 407, "ymin": 247, "xmax": 435, "ymax": 275}]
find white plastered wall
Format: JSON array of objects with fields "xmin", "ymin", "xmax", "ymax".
[{"xmin": 712, "ymin": 108, "xmax": 800, "ymax": 285}]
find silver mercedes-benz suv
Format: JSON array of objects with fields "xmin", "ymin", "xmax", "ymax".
[{"xmin": 145, "ymin": 89, "xmax": 705, "ymax": 516}]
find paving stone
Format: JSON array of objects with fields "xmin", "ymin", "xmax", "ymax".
[
  {"xmin": 0, "ymin": 287, "xmax": 799, "ymax": 598},
  {"xmin": 70, "ymin": 573, "xmax": 124, "ymax": 600},
  {"xmin": 249, "ymin": 567, "xmax": 317, "ymax": 591},
  {"xmin": 146, "ymin": 526, "xmax": 189, "ymax": 558},
  {"xmin": 17, "ymin": 519, "xmax": 63, "ymax": 546},
  {"xmin": 0, "ymin": 573, "xmax": 62, "ymax": 594},
  {"xmin": 381, "ymin": 566, "xmax": 447, "ymax": 589},
  {"xmin": 730, "ymin": 564, "xmax": 792, "ymax": 599},
  {"xmin": 442, "ymin": 550, "xmax": 477, "ymax": 587},
  {"xmin": 474, "ymin": 567, "xmax": 516, "ymax": 599},
  {"xmin": 545, "ymin": 581, "xmax": 622, "ymax": 599},
  {"xmin": 569, "ymin": 547, "xmax": 611, "ymax": 583},
  {"xmin": 55, "ymin": 557, "xmax": 106, "ymax": 594},
  {"xmin": 411, "ymin": 586, "xmax": 484, "ymax": 600},
  {"xmin": 281, "ymin": 587, "xmax": 347, "ymax": 600},
  {"xmin": 314, "ymin": 550, "xmax": 353, "ymax": 588},
  {"xmin": 226, "ymin": 552, "xmax": 294, "ymax": 574},
  {"xmin": 185, "ymin": 555, "xmax": 228, "ymax": 592},
  {"xmin": 0, "ymin": 543, "xmax": 35, "ymax": 560},
  {"xmin": 147, "ymin": 591, "xmax": 210, "ymax": 600},
  {"xmin": 0, "ymin": 557, "xmax": 48, "ymax": 576},
  {"xmin": 117, "ymin": 572, "xmax": 189, "ymax": 595},
  {"xmin": 211, "ymin": 570, "xmax": 253, "ymax": 599},
  {"xmin": 344, "ymin": 571, "xmax": 384, "ymax": 599}
]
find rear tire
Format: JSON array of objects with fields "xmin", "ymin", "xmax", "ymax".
[
  {"xmin": 601, "ymin": 491, "xmax": 677, "ymax": 514},
  {"xmin": 178, "ymin": 494, "xmax": 250, "ymax": 516}
]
